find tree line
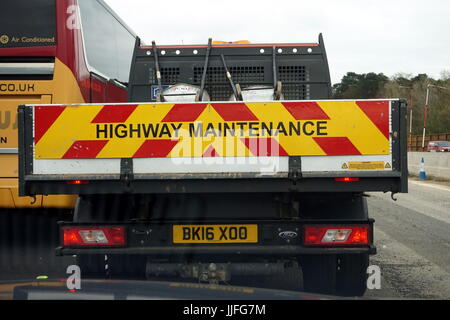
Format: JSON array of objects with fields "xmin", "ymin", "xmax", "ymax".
[{"xmin": 332, "ymin": 72, "xmax": 450, "ymax": 135}]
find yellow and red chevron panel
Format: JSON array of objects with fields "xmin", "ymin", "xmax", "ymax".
[{"xmin": 33, "ymin": 100, "xmax": 391, "ymax": 159}]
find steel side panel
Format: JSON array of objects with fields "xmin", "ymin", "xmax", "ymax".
[
  {"xmin": 20, "ymin": 100, "xmax": 404, "ymax": 191},
  {"xmin": 32, "ymin": 155, "xmax": 394, "ymax": 176}
]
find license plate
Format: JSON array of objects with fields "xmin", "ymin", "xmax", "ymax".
[{"xmin": 173, "ymin": 225, "xmax": 258, "ymax": 244}]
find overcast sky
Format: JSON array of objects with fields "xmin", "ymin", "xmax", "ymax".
[{"xmin": 105, "ymin": 0, "xmax": 449, "ymax": 84}]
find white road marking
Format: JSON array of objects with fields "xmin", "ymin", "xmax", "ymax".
[{"xmin": 408, "ymin": 180, "xmax": 450, "ymax": 192}]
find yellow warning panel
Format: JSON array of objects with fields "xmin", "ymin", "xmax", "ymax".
[
  {"xmin": 33, "ymin": 100, "xmax": 392, "ymax": 159},
  {"xmin": 385, "ymin": 162, "xmax": 391, "ymax": 169},
  {"xmin": 348, "ymin": 161, "xmax": 385, "ymax": 170}
]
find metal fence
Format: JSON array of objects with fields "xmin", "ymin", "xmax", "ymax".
[{"xmin": 408, "ymin": 133, "xmax": 450, "ymax": 151}]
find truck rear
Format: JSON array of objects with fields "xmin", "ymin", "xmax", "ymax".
[{"xmin": 18, "ymin": 35, "xmax": 408, "ymax": 296}]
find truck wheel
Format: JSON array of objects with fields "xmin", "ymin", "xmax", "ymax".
[
  {"xmin": 72, "ymin": 195, "xmax": 147, "ymax": 279},
  {"xmin": 301, "ymin": 254, "xmax": 369, "ymax": 297},
  {"xmin": 257, "ymin": 262, "xmax": 302, "ymax": 291},
  {"xmin": 76, "ymin": 255, "xmax": 106, "ymax": 279},
  {"xmin": 301, "ymin": 255, "xmax": 337, "ymax": 295},
  {"xmin": 335, "ymin": 254, "xmax": 369, "ymax": 297},
  {"xmin": 106, "ymin": 255, "xmax": 146, "ymax": 280},
  {"xmin": 73, "ymin": 196, "xmax": 107, "ymax": 279}
]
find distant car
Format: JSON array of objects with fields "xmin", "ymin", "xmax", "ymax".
[{"xmin": 427, "ymin": 141, "xmax": 450, "ymax": 152}]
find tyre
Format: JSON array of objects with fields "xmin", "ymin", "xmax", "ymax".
[
  {"xmin": 73, "ymin": 195, "xmax": 146, "ymax": 280},
  {"xmin": 301, "ymin": 254, "xmax": 369, "ymax": 297},
  {"xmin": 301, "ymin": 255, "xmax": 337, "ymax": 295},
  {"xmin": 76, "ymin": 255, "xmax": 106, "ymax": 279},
  {"xmin": 336, "ymin": 254, "xmax": 369, "ymax": 297},
  {"xmin": 106, "ymin": 255, "xmax": 147, "ymax": 280},
  {"xmin": 256, "ymin": 262, "xmax": 302, "ymax": 291},
  {"xmin": 73, "ymin": 196, "xmax": 107, "ymax": 279}
]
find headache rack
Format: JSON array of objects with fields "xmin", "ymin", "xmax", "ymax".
[
  {"xmin": 17, "ymin": 35, "xmax": 408, "ymax": 197},
  {"xmin": 128, "ymin": 34, "xmax": 333, "ymax": 103}
]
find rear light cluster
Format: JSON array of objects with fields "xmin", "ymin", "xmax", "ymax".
[
  {"xmin": 304, "ymin": 225, "xmax": 369, "ymax": 246},
  {"xmin": 335, "ymin": 177, "xmax": 360, "ymax": 182},
  {"xmin": 62, "ymin": 227, "xmax": 126, "ymax": 247},
  {"xmin": 66, "ymin": 180, "xmax": 90, "ymax": 185}
]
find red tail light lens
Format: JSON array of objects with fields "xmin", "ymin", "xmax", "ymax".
[
  {"xmin": 62, "ymin": 227, "xmax": 126, "ymax": 247},
  {"xmin": 66, "ymin": 180, "xmax": 90, "ymax": 185},
  {"xmin": 304, "ymin": 225, "xmax": 369, "ymax": 246},
  {"xmin": 335, "ymin": 177, "xmax": 360, "ymax": 182}
]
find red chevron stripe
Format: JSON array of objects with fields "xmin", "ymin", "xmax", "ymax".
[
  {"xmin": 133, "ymin": 139, "xmax": 179, "ymax": 158},
  {"xmin": 34, "ymin": 106, "xmax": 66, "ymax": 144},
  {"xmin": 282, "ymin": 102, "xmax": 330, "ymax": 120},
  {"xmin": 356, "ymin": 101, "xmax": 390, "ymax": 140},
  {"xmin": 162, "ymin": 104, "xmax": 208, "ymax": 122},
  {"xmin": 203, "ymin": 145, "xmax": 220, "ymax": 157},
  {"xmin": 241, "ymin": 138, "xmax": 289, "ymax": 156},
  {"xmin": 62, "ymin": 140, "xmax": 109, "ymax": 159},
  {"xmin": 91, "ymin": 104, "xmax": 138, "ymax": 123},
  {"xmin": 212, "ymin": 103, "xmax": 258, "ymax": 121},
  {"xmin": 313, "ymin": 137, "xmax": 361, "ymax": 155}
]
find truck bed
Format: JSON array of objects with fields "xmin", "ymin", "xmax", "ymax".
[{"xmin": 18, "ymin": 99, "xmax": 407, "ymax": 196}]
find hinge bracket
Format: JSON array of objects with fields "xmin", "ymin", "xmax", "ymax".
[
  {"xmin": 289, "ymin": 157, "xmax": 302, "ymax": 181},
  {"xmin": 120, "ymin": 158, "xmax": 134, "ymax": 185}
]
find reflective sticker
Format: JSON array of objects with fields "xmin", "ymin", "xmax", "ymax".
[
  {"xmin": 348, "ymin": 161, "xmax": 385, "ymax": 170},
  {"xmin": 33, "ymin": 100, "xmax": 392, "ymax": 159}
]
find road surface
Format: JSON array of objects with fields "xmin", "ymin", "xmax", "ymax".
[
  {"xmin": 364, "ymin": 179, "xmax": 450, "ymax": 299},
  {"xmin": 180, "ymin": 178, "xmax": 450, "ymax": 299}
]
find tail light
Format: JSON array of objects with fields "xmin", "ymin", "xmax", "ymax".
[
  {"xmin": 335, "ymin": 177, "xmax": 360, "ymax": 182},
  {"xmin": 66, "ymin": 180, "xmax": 90, "ymax": 185},
  {"xmin": 62, "ymin": 227, "xmax": 126, "ymax": 247},
  {"xmin": 304, "ymin": 225, "xmax": 369, "ymax": 246}
]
